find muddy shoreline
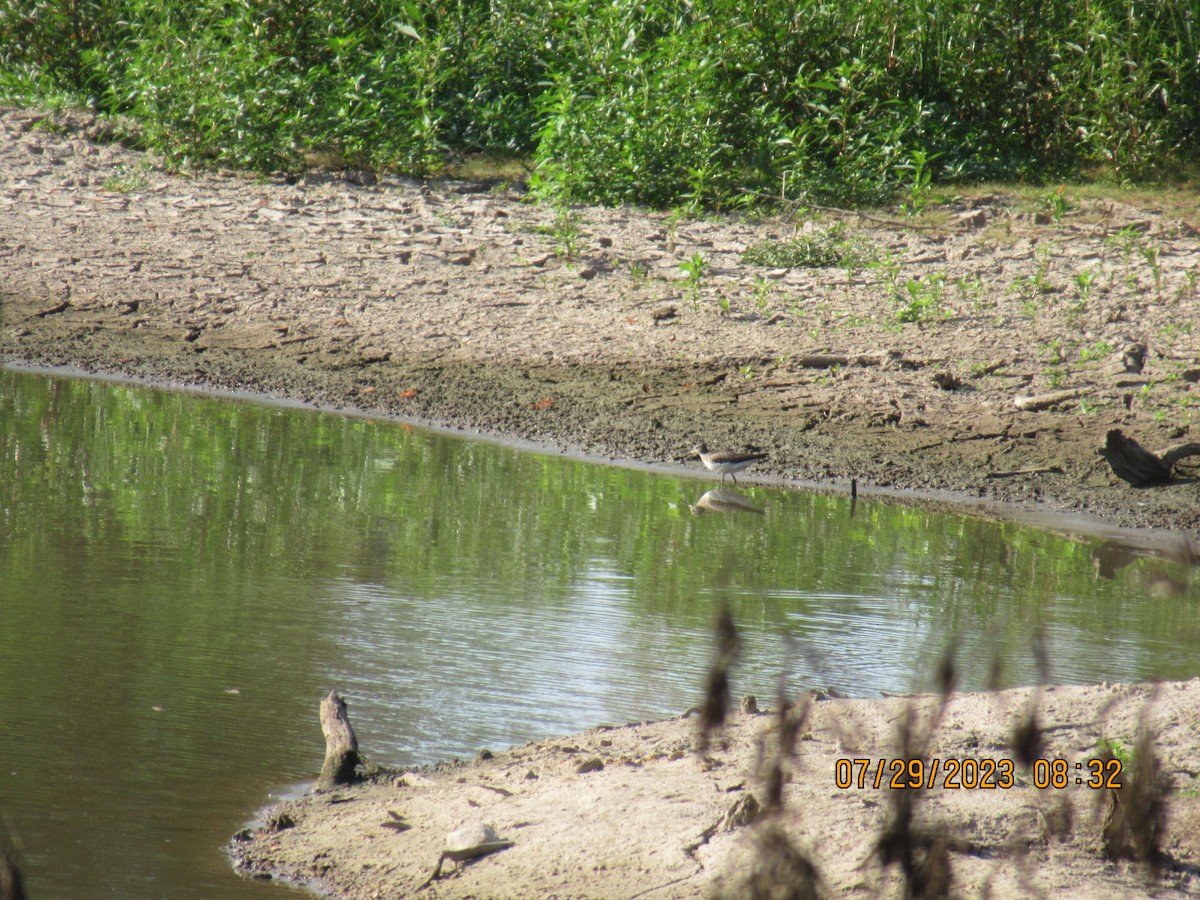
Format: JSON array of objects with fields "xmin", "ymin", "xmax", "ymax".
[
  {"xmin": 3, "ymin": 106, "xmax": 1200, "ymax": 544},
  {"xmin": 227, "ymin": 681, "xmax": 1200, "ymax": 899},
  {"xmin": 4, "ymin": 104, "xmax": 1200, "ymax": 897}
]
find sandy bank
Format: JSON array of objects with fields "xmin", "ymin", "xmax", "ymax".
[{"xmin": 230, "ymin": 680, "xmax": 1200, "ymax": 897}]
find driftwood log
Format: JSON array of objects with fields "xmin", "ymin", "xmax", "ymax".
[
  {"xmin": 1013, "ymin": 388, "xmax": 1088, "ymax": 412},
  {"xmin": 317, "ymin": 691, "xmax": 360, "ymax": 790},
  {"xmin": 1098, "ymin": 429, "xmax": 1200, "ymax": 487}
]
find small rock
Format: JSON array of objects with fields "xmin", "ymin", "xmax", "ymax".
[
  {"xmin": 933, "ymin": 370, "xmax": 963, "ymax": 391},
  {"xmin": 446, "ymin": 822, "xmax": 500, "ymax": 852},
  {"xmin": 1122, "ymin": 342, "xmax": 1147, "ymax": 374},
  {"xmin": 265, "ymin": 812, "xmax": 295, "ymax": 833},
  {"xmin": 575, "ymin": 757, "xmax": 604, "ymax": 774},
  {"xmin": 721, "ymin": 794, "xmax": 761, "ymax": 830},
  {"xmin": 956, "ymin": 208, "xmax": 988, "ymax": 228}
]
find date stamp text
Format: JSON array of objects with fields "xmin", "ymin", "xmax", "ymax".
[{"xmin": 834, "ymin": 757, "xmax": 1122, "ymax": 790}]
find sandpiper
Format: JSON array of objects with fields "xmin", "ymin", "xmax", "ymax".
[{"xmin": 693, "ymin": 443, "xmax": 769, "ymax": 485}]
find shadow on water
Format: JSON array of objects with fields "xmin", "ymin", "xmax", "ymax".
[{"xmin": 1, "ymin": 367, "xmax": 1197, "ymax": 897}]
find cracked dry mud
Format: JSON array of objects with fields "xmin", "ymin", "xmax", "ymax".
[{"xmin": 3, "ymin": 106, "xmax": 1200, "ymax": 898}]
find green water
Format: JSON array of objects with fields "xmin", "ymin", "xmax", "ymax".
[{"xmin": 1, "ymin": 367, "xmax": 1197, "ymax": 898}]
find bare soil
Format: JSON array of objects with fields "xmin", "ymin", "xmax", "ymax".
[
  {"xmin": 3, "ymin": 105, "xmax": 1200, "ymax": 898},
  {"xmin": 231, "ymin": 681, "xmax": 1200, "ymax": 898}
]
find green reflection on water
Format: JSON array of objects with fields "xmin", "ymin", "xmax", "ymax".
[{"xmin": 0, "ymin": 368, "xmax": 1196, "ymax": 897}]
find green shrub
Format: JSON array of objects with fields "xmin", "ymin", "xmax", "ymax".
[{"xmin": 1, "ymin": 0, "xmax": 1195, "ymax": 201}]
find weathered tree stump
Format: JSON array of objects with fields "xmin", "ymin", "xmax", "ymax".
[
  {"xmin": 1013, "ymin": 388, "xmax": 1088, "ymax": 411},
  {"xmin": 1098, "ymin": 430, "xmax": 1172, "ymax": 486},
  {"xmin": 1160, "ymin": 441, "xmax": 1200, "ymax": 473},
  {"xmin": 316, "ymin": 691, "xmax": 360, "ymax": 790},
  {"xmin": 1098, "ymin": 429, "xmax": 1200, "ymax": 487}
]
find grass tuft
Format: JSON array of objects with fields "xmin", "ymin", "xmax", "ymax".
[{"xmin": 742, "ymin": 227, "xmax": 875, "ymax": 269}]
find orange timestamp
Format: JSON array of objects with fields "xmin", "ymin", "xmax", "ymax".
[
  {"xmin": 835, "ymin": 757, "xmax": 1016, "ymax": 790},
  {"xmin": 1031, "ymin": 757, "xmax": 1123, "ymax": 789},
  {"xmin": 835, "ymin": 757, "xmax": 1124, "ymax": 790}
]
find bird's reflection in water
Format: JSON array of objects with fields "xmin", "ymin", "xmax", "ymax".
[
  {"xmin": 1090, "ymin": 537, "xmax": 1195, "ymax": 596},
  {"xmin": 688, "ymin": 488, "xmax": 766, "ymax": 517}
]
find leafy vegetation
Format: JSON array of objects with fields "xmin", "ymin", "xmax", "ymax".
[
  {"xmin": 1079, "ymin": 340, "xmax": 1116, "ymax": 363},
  {"xmin": 894, "ymin": 273, "xmax": 948, "ymax": 323},
  {"xmin": 1094, "ymin": 737, "xmax": 1132, "ymax": 767},
  {"xmin": 742, "ymin": 226, "xmax": 875, "ymax": 269},
  {"xmin": 538, "ymin": 205, "xmax": 587, "ymax": 261},
  {"xmin": 100, "ymin": 161, "xmax": 150, "ymax": 192},
  {"xmin": 2, "ymin": 0, "xmax": 1197, "ymax": 207},
  {"xmin": 679, "ymin": 251, "xmax": 709, "ymax": 307}
]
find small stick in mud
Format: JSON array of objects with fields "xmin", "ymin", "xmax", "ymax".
[{"xmin": 986, "ymin": 465, "xmax": 1065, "ymax": 478}]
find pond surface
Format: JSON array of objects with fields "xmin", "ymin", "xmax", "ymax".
[{"xmin": 1, "ymin": 367, "xmax": 1197, "ymax": 898}]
